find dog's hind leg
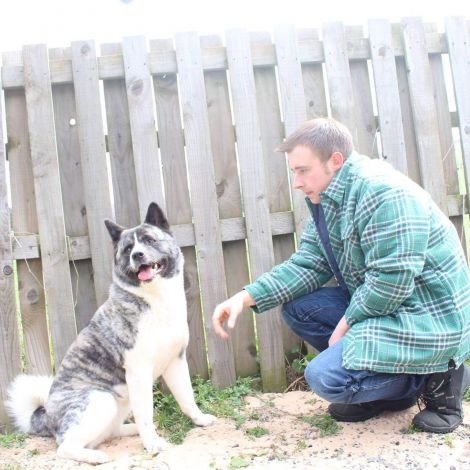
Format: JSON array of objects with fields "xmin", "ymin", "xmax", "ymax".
[
  {"xmin": 110, "ymin": 400, "xmax": 139, "ymax": 437},
  {"xmin": 56, "ymin": 391, "xmax": 117, "ymax": 464}
]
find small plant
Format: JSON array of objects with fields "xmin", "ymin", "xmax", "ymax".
[
  {"xmin": 245, "ymin": 426, "xmax": 269, "ymax": 438},
  {"xmin": 28, "ymin": 448, "xmax": 40, "ymax": 456},
  {"xmin": 402, "ymin": 423, "xmax": 422, "ymax": 434},
  {"xmin": 300, "ymin": 413, "xmax": 341, "ymax": 437},
  {"xmin": 152, "ymin": 376, "xmax": 254, "ymax": 444},
  {"xmin": 0, "ymin": 432, "xmax": 28, "ymax": 449},
  {"xmin": 229, "ymin": 456, "xmax": 250, "ymax": 469},
  {"xmin": 444, "ymin": 434, "xmax": 455, "ymax": 448},
  {"xmin": 289, "ymin": 344, "xmax": 316, "ymax": 374},
  {"xmin": 296, "ymin": 439, "xmax": 307, "ymax": 451}
]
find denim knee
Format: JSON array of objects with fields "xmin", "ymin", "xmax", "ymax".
[{"xmin": 304, "ymin": 356, "xmax": 339, "ymax": 402}]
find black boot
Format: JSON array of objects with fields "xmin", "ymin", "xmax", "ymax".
[
  {"xmin": 328, "ymin": 396, "xmax": 416, "ymax": 422},
  {"xmin": 412, "ymin": 362, "xmax": 470, "ymax": 433}
]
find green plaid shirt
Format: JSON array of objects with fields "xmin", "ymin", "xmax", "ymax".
[{"xmin": 246, "ymin": 153, "xmax": 470, "ymax": 374}]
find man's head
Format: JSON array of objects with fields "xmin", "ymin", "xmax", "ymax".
[{"xmin": 277, "ymin": 118, "xmax": 354, "ymax": 202}]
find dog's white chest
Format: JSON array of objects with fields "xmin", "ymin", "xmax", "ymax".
[{"xmin": 122, "ymin": 276, "xmax": 188, "ymax": 378}]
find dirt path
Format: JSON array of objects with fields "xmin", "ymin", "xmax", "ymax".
[{"xmin": 1, "ymin": 392, "xmax": 469, "ymax": 469}]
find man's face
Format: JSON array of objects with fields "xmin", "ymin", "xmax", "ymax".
[{"xmin": 287, "ymin": 145, "xmax": 344, "ymax": 203}]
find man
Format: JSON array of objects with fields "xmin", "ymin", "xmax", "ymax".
[{"xmin": 212, "ymin": 118, "xmax": 470, "ymax": 433}]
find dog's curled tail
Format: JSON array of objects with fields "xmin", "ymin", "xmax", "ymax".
[{"xmin": 4, "ymin": 374, "xmax": 53, "ymax": 436}]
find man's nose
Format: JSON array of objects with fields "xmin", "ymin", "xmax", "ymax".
[{"xmin": 292, "ymin": 173, "xmax": 302, "ymax": 189}]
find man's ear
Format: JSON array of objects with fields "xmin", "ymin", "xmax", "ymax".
[
  {"xmin": 144, "ymin": 202, "xmax": 170, "ymax": 231},
  {"xmin": 330, "ymin": 151, "xmax": 345, "ymax": 171},
  {"xmin": 104, "ymin": 219, "xmax": 125, "ymax": 243}
]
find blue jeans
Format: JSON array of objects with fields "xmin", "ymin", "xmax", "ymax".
[{"xmin": 282, "ymin": 287, "xmax": 427, "ymax": 404}]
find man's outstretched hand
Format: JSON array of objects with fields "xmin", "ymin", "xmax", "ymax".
[{"xmin": 212, "ymin": 290, "xmax": 255, "ymax": 339}]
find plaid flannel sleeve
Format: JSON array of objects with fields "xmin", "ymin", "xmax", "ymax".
[{"xmin": 245, "ymin": 221, "xmax": 333, "ymax": 313}]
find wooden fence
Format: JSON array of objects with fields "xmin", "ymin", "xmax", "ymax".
[{"xmin": 1, "ymin": 17, "xmax": 470, "ymax": 429}]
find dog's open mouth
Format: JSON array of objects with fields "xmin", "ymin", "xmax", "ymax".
[{"xmin": 137, "ymin": 263, "xmax": 163, "ymax": 282}]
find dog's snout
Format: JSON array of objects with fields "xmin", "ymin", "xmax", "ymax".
[{"xmin": 132, "ymin": 251, "xmax": 144, "ymax": 261}]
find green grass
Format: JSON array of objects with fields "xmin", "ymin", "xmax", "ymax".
[
  {"xmin": 244, "ymin": 426, "xmax": 269, "ymax": 438},
  {"xmin": 152, "ymin": 376, "xmax": 254, "ymax": 444},
  {"xmin": 444, "ymin": 434, "xmax": 455, "ymax": 448},
  {"xmin": 229, "ymin": 456, "xmax": 250, "ymax": 469},
  {"xmin": 300, "ymin": 413, "xmax": 341, "ymax": 437},
  {"xmin": 402, "ymin": 423, "xmax": 422, "ymax": 434},
  {"xmin": 0, "ymin": 432, "xmax": 28, "ymax": 449}
]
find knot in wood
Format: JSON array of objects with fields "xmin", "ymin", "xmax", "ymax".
[
  {"xmin": 27, "ymin": 288, "xmax": 39, "ymax": 303},
  {"xmin": 81, "ymin": 44, "xmax": 91, "ymax": 55},
  {"xmin": 130, "ymin": 79, "xmax": 144, "ymax": 96},
  {"xmin": 216, "ymin": 179, "xmax": 227, "ymax": 198},
  {"xmin": 3, "ymin": 264, "xmax": 13, "ymax": 276}
]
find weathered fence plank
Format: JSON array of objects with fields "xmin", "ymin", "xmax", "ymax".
[
  {"xmin": 322, "ymin": 22, "xmax": 359, "ymax": 146},
  {"xmin": 402, "ymin": 17, "xmax": 448, "ymax": 214},
  {"xmin": 226, "ymin": 29, "xmax": 286, "ymax": 391},
  {"xmin": 101, "ymin": 43, "xmax": 140, "ymax": 229},
  {"xmin": 273, "ymin": 25, "xmax": 309, "ymax": 240},
  {"xmin": 202, "ymin": 35, "xmax": 258, "ymax": 377},
  {"xmin": 0, "ymin": 64, "xmax": 22, "ymax": 432},
  {"xmin": 299, "ymin": 29, "xmax": 328, "ymax": 121},
  {"xmin": 122, "ymin": 36, "xmax": 165, "ymax": 217},
  {"xmin": 70, "ymin": 41, "xmax": 114, "ymax": 307},
  {"xmin": 3, "ymin": 51, "xmax": 51, "ymax": 376},
  {"xmin": 425, "ymin": 23, "xmax": 467, "ymax": 251},
  {"xmin": 368, "ymin": 19, "xmax": 408, "ymax": 174},
  {"xmin": 254, "ymin": 30, "xmax": 299, "ymax": 356},
  {"xmin": 151, "ymin": 38, "xmax": 208, "ymax": 379},
  {"xmin": 393, "ymin": 23, "xmax": 422, "ymax": 185},
  {"xmin": 175, "ymin": 32, "xmax": 236, "ymax": 389},
  {"xmin": 22, "ymin": 44, "xmax": 77, "ymax": 365},
  {"xmin": 51, "ymin": 47, "xmax": 97, "ymax": 331},
  {"xmin": 445, "ymin": 17, "xmax": 470, "ymax": 215},
  {"xmin": 347, "ymin": 26, "xmax": 378, "ymax": 157}
]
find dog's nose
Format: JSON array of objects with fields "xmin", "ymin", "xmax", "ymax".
[{"xmin": 132, "ymin": 251, "xmax": 144, "ymax": 261}]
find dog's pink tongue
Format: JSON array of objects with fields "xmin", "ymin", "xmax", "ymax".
[{"xmin": 138, "ymin": 266, "xmax": 154, "ymax": 281}]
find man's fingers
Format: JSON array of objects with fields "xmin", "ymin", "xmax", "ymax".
[{"xmin": 212, "ymin": 307, "xmax": 230, "ymax": 339}]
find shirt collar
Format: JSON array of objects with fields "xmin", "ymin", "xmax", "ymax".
[{"xmin": 319, "ymin": 151, "xmax": 360, "ymax": 205}]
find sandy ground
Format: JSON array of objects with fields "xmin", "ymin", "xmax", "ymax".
[{"xmin": 1, "ymin": 392, "xmax": 469, "ymax": 470}]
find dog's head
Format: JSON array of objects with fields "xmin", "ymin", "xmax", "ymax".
[{"xmin": 104, "ymin": 202, "xmax": 181, "ymax": 286}]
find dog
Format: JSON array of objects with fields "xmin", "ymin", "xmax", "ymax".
[{"xmin": 5, "ymin": 202, "xmax": 216, "ymax": 464}]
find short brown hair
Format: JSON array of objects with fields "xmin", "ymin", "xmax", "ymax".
[{"xmin": 277, "ymin": 118, "xmax": 354, "ymax": 161}]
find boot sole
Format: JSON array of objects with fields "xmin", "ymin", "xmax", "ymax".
[
  {"xmin": 329, "ymin": 399, "xmax": 416, "ymax": 423},
  {"xmin": 412, "ymin": 418, "xmax": 463, "ymax": 434}
]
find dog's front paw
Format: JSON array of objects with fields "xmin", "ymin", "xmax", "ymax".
[
  {"xmin": 192, "ymin": 413, "xmax": 217, "ymax": 426},
  {"xmin": 143, "ymin": 435, "xmax": 169, "ymax": 455}
]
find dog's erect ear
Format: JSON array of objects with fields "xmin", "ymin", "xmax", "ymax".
[
  {"xmin": 104, "ymin": 219, "xmax": 125, "ymax": 243},
  {"xmin": 145, "ymin": 202, "xmax": 170, "ymax": 231}
]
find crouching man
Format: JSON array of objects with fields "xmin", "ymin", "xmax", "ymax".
[{"xmin": 212, "ymin": 118, "xmax": 470, "ymax": 433}]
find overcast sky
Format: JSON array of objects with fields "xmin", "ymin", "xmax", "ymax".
[{"xmin": 0, "ymin": 0, "xmax": 468, "ymax": 51}]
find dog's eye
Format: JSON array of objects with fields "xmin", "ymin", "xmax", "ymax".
[
  {"xmin": 143, "ymin": 237, "xmax": 155, "ymax": 244},
  {"xmin": 124, "ymin": 245, "xmax": 133, "ymax": 254}
]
